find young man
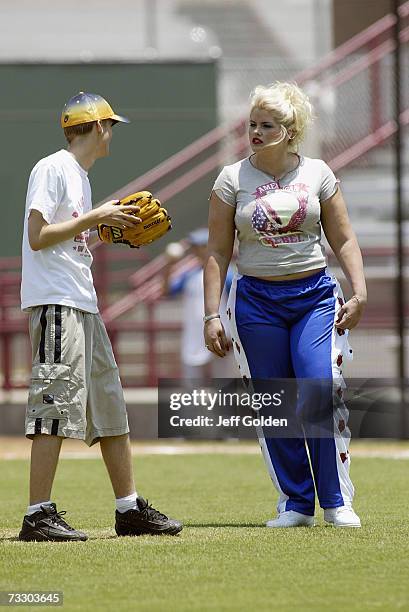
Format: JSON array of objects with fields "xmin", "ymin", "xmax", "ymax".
[{"xmin": 19, "ymin": 92, "xmax": 182, "ymax": 541}]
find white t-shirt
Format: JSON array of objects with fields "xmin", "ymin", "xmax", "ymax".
[
  {"xmin": 21, "ymin": 149, "xmax": 98, "ymax": 313},
  {"xmin": 212, "ymin": 155, "xmax": 339, "ymax": 277}
]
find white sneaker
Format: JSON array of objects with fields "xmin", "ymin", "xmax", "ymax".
[
  {"xmin": 324, "ymin": 506, "xmax": 361, "ymax": 528},
  {"xmin": 266, "ymin": 510, "xmax": 315, "ymax": 528}
]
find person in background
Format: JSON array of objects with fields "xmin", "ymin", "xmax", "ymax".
[{"xmin": 163, "ymin": 228, "xmax": 236, "ymax": 383}]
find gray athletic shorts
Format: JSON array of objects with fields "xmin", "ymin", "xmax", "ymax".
[{"xmin": 25, "ymin": 305, "xmax": 129, "ymax": 446}]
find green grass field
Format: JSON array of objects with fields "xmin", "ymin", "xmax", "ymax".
[{"xmin": 1, "ymin": 451, "xmax": 408, "ymax": 611}]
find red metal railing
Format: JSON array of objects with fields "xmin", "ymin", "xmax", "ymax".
[{"xmin": 97, "ymin": 2, "xmax": 409, "ymax": 323}]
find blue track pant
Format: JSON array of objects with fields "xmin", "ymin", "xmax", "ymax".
[{"xmin": 227, "ymin": 270, "xmax": 354, "ymax": 515}]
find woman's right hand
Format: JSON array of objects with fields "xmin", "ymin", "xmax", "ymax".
[
  {"xmin": 204, "ymin": 318, "xmax": 230, "ymax": 358},
  {"xmin": 94, "ymin": 200, "xmax": 142, "ymax": 227}
]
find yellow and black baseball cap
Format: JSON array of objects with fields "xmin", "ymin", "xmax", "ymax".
[{"xmin": 61, "ymin": 92, "xmax": 130, "ymax": 128}]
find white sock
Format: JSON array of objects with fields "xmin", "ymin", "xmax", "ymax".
[
  {"xmin": 116, "ymin": 492, "xmax": 138, "ymax": 513},
  {"xmin": 27, "ymin": 501, "xmax": 52, "ymax": 515}
]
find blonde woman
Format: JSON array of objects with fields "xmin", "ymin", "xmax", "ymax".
[{"xmin": 204, "ymin": 82, "xmax": 367, "ymax": 528}]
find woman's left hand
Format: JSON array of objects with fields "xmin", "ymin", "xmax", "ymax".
[{"xmin": 335, "ymin": 296, "xmax": 366, "ymax": 330}]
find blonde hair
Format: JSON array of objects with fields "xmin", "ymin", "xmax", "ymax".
[{"xmin": 250, "ymin": 82, "xmax": 314, "ymax": 150}]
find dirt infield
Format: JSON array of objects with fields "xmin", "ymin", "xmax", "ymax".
[{"xmin": 1, "ymin": 436, "xmax": 409, "ymax": 459}]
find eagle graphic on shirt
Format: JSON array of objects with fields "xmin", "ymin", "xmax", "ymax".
[{"xmin": 251, "ymin": 182, "xmax": 309, "ymax": 248}]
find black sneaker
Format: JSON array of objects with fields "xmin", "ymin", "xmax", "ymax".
[
  {"xmin": 115, "ymin": 497, "xmax": 183, "ymax": 536},
  {"xmin": 18, "ymin": 503, "xmax": 88, "ymax": 542}
]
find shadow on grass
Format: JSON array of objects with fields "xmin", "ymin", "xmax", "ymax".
[
  {"xmin": 0, "ymin": 534, "xmax": 118, "ymax": 542},
  {"xmin": 186, "ymin": 523, "xmax": 265, "ymax": 528},
  {"xmin": 1, "ymin": 526, "xmax": 267, "ymax": 541}
]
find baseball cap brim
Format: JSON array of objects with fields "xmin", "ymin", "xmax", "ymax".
[{"xmin": 111, "ymin": 113, "xmax": 130, "ymax": 124}]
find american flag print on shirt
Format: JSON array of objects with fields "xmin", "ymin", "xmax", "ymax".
[{"xmin": 251, "ymin": 182, "xmax": 310, "ymax": 248}]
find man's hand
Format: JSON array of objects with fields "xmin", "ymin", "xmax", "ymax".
[
  {"xmin": 97, "ymin": 192, "xmax": 172, "ymax": 249},
  {"xmin": 93, "ymin": 200, "xmax": 142, "ymax": 228}
]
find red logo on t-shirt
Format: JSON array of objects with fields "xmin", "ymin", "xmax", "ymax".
[{"xmin": 72, "ymin": 201, "xmax": 90, "ymax": 256}]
